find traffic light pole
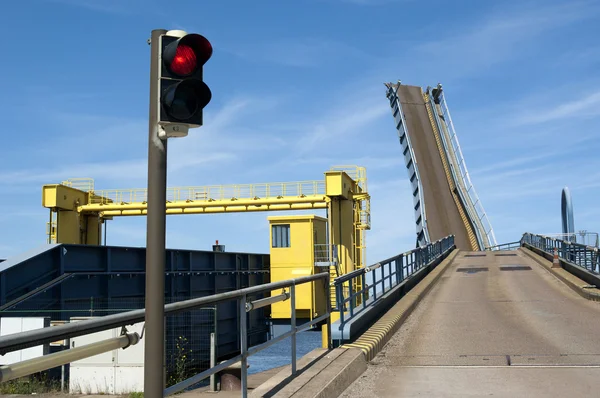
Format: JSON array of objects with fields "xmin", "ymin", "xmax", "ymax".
[{"xmin": 145, "ymin": 28, "xmax": 168, "ymax": 398}]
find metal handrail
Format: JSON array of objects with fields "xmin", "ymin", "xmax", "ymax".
[
  {"xmin": 0, "ymin": 273, "xmax": 330, "ymax": 397},
  {"xmin": 538, "ymin": 232, "xmax": 599, "ymax": 247},
  {"xmin": 1, "ymin": 331, "xmax": 141, "ymax": 383},
  {"xmin": 433, "ymin": 88, "xmax": 498, "ymax": 249},
  {"xmin": 522, "ymin": 233, "xmax": 600, "ymax": 275},
  {"xmin": 333, "ymin": 236, "xmax": 455, "ymax": 331},
  {"xmin": 0, "ymin": 272, "xmax": 329, "ymax": 360},
  {"xmin": 486, "ymin": 241, "xmax": 521, "ymax": 251},
  {"xmin": 85, "ymin": 180, "xmax": 327, "ymax": 205}
]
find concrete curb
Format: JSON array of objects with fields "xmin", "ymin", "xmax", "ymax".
[
  {"xmin": 521, "ymin": 247, "xmax": 600, "ymax": 302},
  {"xmin": 342, "ymin": 248, "xmax": 459, "ymax": 361},
  {"xmin": 290, "ymin": 347, "xmax": 366, "ymax": 398},
  {"xmin": 249, "ymin": 347, "xmax": 365, "ymax": 398}
]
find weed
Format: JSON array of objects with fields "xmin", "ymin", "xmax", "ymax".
[
  {"xmin": 0, "ymin": 374, "xmax": 61, "ymax": 394},
  {"xmin": 167, "ymin": 335, "xmax": 195, "ymax": 387}
]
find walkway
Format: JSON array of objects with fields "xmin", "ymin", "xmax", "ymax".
[{"xmin": 341, "ymin": 250, "xmax": 600, "ymax": 397}]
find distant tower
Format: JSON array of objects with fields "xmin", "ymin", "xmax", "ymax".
[{"xmin": 561, "ymin": 187, "xmax": 575, "ymax": 241}]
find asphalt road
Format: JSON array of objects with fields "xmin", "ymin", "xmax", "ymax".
[
  {"xmin": 341, "ymin": 250, "xmax": 600, "ymax": 397},
  {"xmin": 396, "ymin": 84, "xmax": 473, "ymax": 251}
]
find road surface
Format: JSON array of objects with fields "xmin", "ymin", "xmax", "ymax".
[
  {"xmin": 341, "ymin": 249, "xmax": 600, "ymax": 397},
  {"xmin": 397, "ymin": 84, "xmax": 473, "ymax": 250}
]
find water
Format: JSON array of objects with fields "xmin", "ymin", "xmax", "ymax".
[{"xmin": 247, "ymin": 329, "xmax": 322, "ymax": 374}]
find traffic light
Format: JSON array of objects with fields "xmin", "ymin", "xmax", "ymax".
[{"xmin": 159, "ymin": 32, "xmax": 212, "ymax": 130}]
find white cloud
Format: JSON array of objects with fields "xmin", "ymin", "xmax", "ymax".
[
  {"xmin": 0, "ymin": 94, "xmax": 286, "ymax": 190},
  {"xmin": 512, "ymin": 90, "xmax": 600, "ymax": 125},
  {"xmin": 0, "ymin": 159, "xmax": 147, "ymax": 186},
  {"xmin": 299, "ymin": 101, "xmax": 389, "ymax": 152},
  {"xmin": 415, "ymin": 1, "xmax": 598, "ymax": 75},
  {"xmin": 470, "ymin": 152, "xmax": 560, "ymax": 176}
]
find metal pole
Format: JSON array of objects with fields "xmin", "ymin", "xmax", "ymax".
[
  {"xmin": 246, "ymin": 292, "xmax": 290, "ymax": 311},
  {"xmin": 61, "ymin": 363, "xmax": 65, "ymax": 392},
  {"xmin": 326, "ymin": 274, "xmax": 332, "ymax": 349},
  {"xmin": 240, "ymin": 296, "xmax": 248, "ymax": 398},
  {"xmin": 145, "ymin": 28, "xmax": 168, "ymax": 398},
  {"xmin": 210, "ymin": 332, "xmax": 216, "ymax": 392},
  {"xmin": 0, "ymin": 333, "xmax": 140, "ymax": 383},
  {"xmin": 290, "ymin": 284, "xmax": 296, "ymax": 376}
]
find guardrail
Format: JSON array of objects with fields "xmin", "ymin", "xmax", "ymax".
[
  {"xmin": 538, "ymin": 232, "xmax": 599, "ymax": 247},
  {"xmin": 332, "ymin": 236, "xmax": 455, "ymax": 333},
  {"xmin": 431, "ymin": 88, "xmax": 498, "ymax": 249},
  {"xmin": 522, "ymin": 233, "xmax": 599, "ymax": 274},
  {"xmin": 0, "ymin": 273, "xmax": 330, "ymax": 397},
  {"xmin": 486, "ymin": 241, "xmax": 522, "ymax": 251}
]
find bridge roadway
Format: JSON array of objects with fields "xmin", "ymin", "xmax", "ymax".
[
  {"xmin": 340, "ymin": 249, "xmax": 600, "ymax": 397},
  {"xmin": 396, "ymin": 84, "xmax": 473, "ymax": 250}
]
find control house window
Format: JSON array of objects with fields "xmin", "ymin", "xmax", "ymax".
[{"xmin": 272, "ymin": 225, "xmax": 291, "ymax": 248}]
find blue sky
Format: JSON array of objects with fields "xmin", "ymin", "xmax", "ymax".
[{"xmin": 1, "ymin": 0, "xmax": 599, "ymax": 263}]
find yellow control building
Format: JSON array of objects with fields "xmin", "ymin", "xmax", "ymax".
[{"xmin": 267, "ymin": 215, "xmax": 329, "ymax": 321}]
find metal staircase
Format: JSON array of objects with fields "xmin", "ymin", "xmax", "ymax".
[{"xmin": 314, "ymin": 244, "xmax": 342, "ymax": 310}]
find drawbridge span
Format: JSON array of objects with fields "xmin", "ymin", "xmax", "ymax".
[{"xmin": 385, "ymin": 82, "xmax": 496, "ymax": 251}]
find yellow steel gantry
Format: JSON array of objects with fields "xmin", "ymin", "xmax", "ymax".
[{"xmin": 42, "ymin": 166, "xmax": 371, "ymax": 322}]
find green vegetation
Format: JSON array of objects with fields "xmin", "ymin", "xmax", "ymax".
[
  {"xmin": 0, "ymin": 374, "xmax": 61, "ymax": 394},
  {"xmin": 167, "ymin": 335, "xmax": 195, "ymax": 387}
]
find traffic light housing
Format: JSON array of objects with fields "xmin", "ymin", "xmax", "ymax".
[{"xmin": 159, "ymin": 32, "xmax": 212, "ymax": 129}]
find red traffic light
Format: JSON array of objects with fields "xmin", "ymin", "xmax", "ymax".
[
  {"xmin": 163, "ymin": 34, "xmax": 212, "ymax": 77},
  {"xmin": 171, "ymin": 44, "xmax": 197, "ymax": 76},
  {"xmin": 159, "ymin": 31, "xmax": 212, "ymax": 128}
]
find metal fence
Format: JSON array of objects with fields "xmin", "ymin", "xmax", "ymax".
[
  {"xmin": 333, "ymin": 236, "xmax": 455, "ymax": 330},
  {"xmin": 88, "ymin": 180, "xmax": 327, "ymax": 205},
  {"xmin": 430, "ymin": 88, "xmax": 498, "ymax": 249},
  {"xmin": 522, "ymin": 233, "xmax": 600, "ymax": 275},
  {"xmin": 486, "ymin": 241, "xmax": 522, "ymax": 251},
  {"xmin": 0, "ymin": 272, "xmax": 330, "ymax": 397},
  {"xmin": 537, "ymin": 232, "xmax": 599, "ymax": 247},
  {"xmin": 0, "ymin": 298, "xmax": 217, "ymax": 389}
]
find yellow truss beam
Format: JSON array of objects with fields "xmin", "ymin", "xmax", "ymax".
[
  {"xmin": 43, "ymin": 167, "xmax": 371, "ymax": 245},
  {"xmin": 93, "ymin": 198, "xmax": 328, "ymax": 216},
  {"xmin": 81, "ymin": 180, "xmax": 328, "ymax": 216}
]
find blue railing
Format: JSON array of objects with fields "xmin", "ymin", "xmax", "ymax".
[
  {"xmin": 486, "ymin": 241, "xmax": 521, "ymax": 251},
  {"xmin": 522, "ymin": 233, "xmax": 600, "ymax": 275},
  {"xmin": 332, "ymin": 236, "xmax": 455, "ymax": 329}
]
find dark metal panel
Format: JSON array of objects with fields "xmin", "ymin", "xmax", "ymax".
[
  {"xmin": 0, "ymin": 243, "xmax": 270, "ymax": 366},
  {"xmin": 456, "ymin": 267, "xmax": 488, "ymax": 273}
]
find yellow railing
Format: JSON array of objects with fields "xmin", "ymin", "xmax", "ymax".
[
  {"xmin": 88, "ymin": 180, "xmax": 327, "ymax": 205},
  {"xmin": 329, "ymin": 165, "xmax": 368, "ymax": 192},
  {"xmin": 61, "ymin": 178, "xmax": 95, "ymax": 192}
]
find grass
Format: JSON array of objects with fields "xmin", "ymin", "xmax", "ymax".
[{"xmin": 0, "ymin": 375, "xmax": 61, "ymax": 394}]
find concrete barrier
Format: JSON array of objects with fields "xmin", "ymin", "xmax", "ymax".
[{"xmin": 521, "ymin": 246, "xmax": 600, "ymax": 301}]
